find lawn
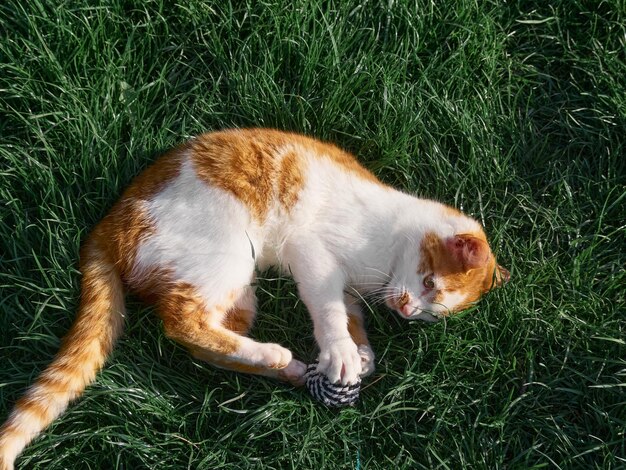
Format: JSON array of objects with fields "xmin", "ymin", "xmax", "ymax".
[{"xmin": 1, "ymin": 0, "xmax": 624, "ymax": 468}]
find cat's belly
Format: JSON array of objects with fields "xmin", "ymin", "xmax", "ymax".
[{"xmin": 130, "ymin": 158, "xmax": 258, "ymax": 304}]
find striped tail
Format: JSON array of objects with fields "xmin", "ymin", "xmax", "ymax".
[{"xmin": 0, "ymin": 236, "xmax": 126, "ymax": 470}]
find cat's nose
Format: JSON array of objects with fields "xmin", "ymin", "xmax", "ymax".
[{"xmin": 400, "ymin": 303, "xmax": 415, "ymax": 317}]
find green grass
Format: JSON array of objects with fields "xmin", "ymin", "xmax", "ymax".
[{"xmin": 1, "ymin": 0, "xmax": 625, "ymax": 468}]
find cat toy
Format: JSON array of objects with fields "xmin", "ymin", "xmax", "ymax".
[{"xmin": 304, "ymin": 360, "xmax": 361, "ymax": 407}]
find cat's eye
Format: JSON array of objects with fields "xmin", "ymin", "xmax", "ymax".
[{"xmin": 423, "ymin": 274, "xmax": 435, "ymax": 289}]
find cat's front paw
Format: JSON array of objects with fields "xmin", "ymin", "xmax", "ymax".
[
  {"xmin": 256, "ymin": 343, "xmax": 292, "ymax": 369},
  {"xmin": 358, "ymin": 344, "xmax": 375, "ymax": 378},
  {"xmin": 318, "ymin": 338, "xmax": 362, "ymax": 385}
]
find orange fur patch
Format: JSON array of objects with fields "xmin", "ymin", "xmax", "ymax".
[
  {"xmin": 191, "ymin": 130, "xmax": 280, "ymax": 222},
  {"xmin": 157, "ymin": 282, "xmax": 240, "ymax": 356},
  {"xmin": 223, "ymin": 308, "xmax": 256, "ymax": 335},
  {"xmin": 95, "ymin": 143, "xmax": 185, "ymax": 279},
  {"xmin": 347, "ymin": 314, "xmax": 369, "ymax": 347},
  {"xmin": 419, "ymin": 231, "xmax": 498, "ymax": 311},
  {"xmin": 443, "ymin": 205, "xmax": 463, "ymax": 217},
  {"xmin": 14, "ymin": 397, "xmax": 51, "ymax": 424},
  {"xmin": 189, "ymin": 129, "xmax": 383, "ymax": 221},
  {"xmin": 205, "ymin": 356, "xmax": 269, "ymax": 375},
  {"xmin": 278, "ymin": 150, "xmax": 306, "ymax": 211},
  {"xmin": 63, "ymin": 240, "xmax": 126, "ymax": 366}
]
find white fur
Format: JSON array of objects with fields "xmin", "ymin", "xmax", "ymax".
[
  {"xmin": 132, "ymin": 144, "xmax": 482, "ymax": 385},
  {"xmin": 133, "ymin": 157, "xmax": 256, "ymax": 304},
  {"xmin": 438, "ymin": 291, "xmax": 468, "ymax": 314}
]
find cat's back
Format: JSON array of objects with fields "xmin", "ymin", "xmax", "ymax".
[
  {"xmin": 189, "ymin": 128, "xmax": 382, "ymax": 220},
  {"xmin": 98, "ymin": 129, "xmax": 384, "ymax": 288},
  {"xmin": 108, "ymin": 127, "xmax": 366, "ymax": 229}
]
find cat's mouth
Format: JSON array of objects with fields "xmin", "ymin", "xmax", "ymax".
[
  {"xmin": 385, "ymin": 293, "xmax": 441, "ymax": 322},
  {"xmin": 384, "ymin": 292, "xmax": 410, "ymax": 315}
]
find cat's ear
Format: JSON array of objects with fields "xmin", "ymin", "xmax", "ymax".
[
  {"xmin": 446, "ymin": 234, "xmax": 490, "ymax": 271},
  {"xmin": 495, "ymin": 264, "xmax": 510, "ymax": 286}
]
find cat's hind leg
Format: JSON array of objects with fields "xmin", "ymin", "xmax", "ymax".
[{"xmin": 157, "ymin": 283, "xmax": 306, "ymax": 386}]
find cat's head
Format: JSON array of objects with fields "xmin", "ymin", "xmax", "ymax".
[{"xmin": 386, "ymin": 227, "xmax": 509, "ymax": 322}]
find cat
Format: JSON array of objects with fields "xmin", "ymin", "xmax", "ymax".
[{"xmin": 0, "ymin": 128, "xmax": 509, "ymax": 469}]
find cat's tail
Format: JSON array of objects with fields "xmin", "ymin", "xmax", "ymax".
[{"xmin": 0, "ymin": 234, "xmax": 126, "ymax": 470}]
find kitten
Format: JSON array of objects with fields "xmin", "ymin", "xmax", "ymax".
[{"xmin": 0, "ymin": 128, "xmax": 508, "ymax": 469}]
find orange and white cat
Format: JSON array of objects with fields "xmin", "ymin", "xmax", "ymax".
[{"xmin": 0, "ymin": 128, "xmax": 508, "ymax": 469}]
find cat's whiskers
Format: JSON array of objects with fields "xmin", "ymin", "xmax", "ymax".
[
  {"xmin": 362, "ymin": 267, "xmax": 391, "ymax": 281},
  {"xmin": 347, "ymin": 284, "xmax": 397, "ymax": 308},
  {"xmin": 369, "ymin": 286, "xmax": 402, "ymax": 307},
  {"xmin": 349, "ymin": 281, "xmax": 387, "ymax": 288},
  {"xmin": 401, "ymin": 232, "xmax": 420, "ymax": 252}
]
